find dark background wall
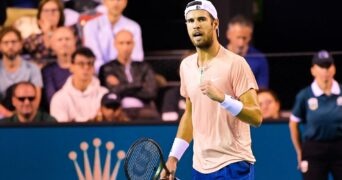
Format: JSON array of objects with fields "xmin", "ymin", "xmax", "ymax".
[{"xmin": 124, "ymin": 0, "xmax": 342, "ymax": 109}]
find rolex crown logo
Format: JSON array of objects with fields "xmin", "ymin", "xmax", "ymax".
[{"xmin": 68, "ymin": 138, "xmax": 126, "ymax": 180}]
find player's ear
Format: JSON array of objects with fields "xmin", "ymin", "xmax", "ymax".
[{"xmin": 214, "ymin": 19, "xmax": 219, "ymax": 29}]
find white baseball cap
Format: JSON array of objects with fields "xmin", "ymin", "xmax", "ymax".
[{"xmin": 184, "ymin": 0, "xmax": 218, "ymax": 19}]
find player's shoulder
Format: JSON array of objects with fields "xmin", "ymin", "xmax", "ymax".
[
  {"xmin": 180, "ymin": 53, "xmax": 197, "ymax": 66},
  {"xmin": 220, "ymin": 47, "xmax": 246, "ymax": 63}
]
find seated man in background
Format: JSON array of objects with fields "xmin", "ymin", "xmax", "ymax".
[
  {"xmin": 1, "ymin": 81, "xmax": 56, "ymax": 123},
  {"xmin": 83, "ymin": 0, "xmax": 144, "ymax": 72},
  {"xmin": 257, "ymin": 89, "xmax": 283, "ymax": 120},
  {"xmin": 41, "ymin": 27, "xmax": 76, "ymax": 109},
  {"xmin": 96, "ymin": 92, "xmax": 129, "ymax": 122},
  {"xmin": 99, "ymin": 30, "xmax": 159, "ymax": 120},
  {"xmin": 226, "ymin": 15, "xmax": 269, "ymax": 89},
  {"xmin": 50, "ymin": 47, "xmax": 108, "ymax": 122},
  {"xmin": 0, "ymin": 26, "xmax": 43, "ymax": 118}
]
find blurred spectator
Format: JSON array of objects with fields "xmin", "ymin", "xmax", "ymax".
[
  {"xmin": 23, "ymin": 0, "xmax": 80, "ymax": 68},
  {"xmin": 99, "ymin": 30, "xmax": 159, "ymax": 120},
  {"xmin": 83, "ymin": 0, "xmax": 144, "ymax": 72},
  {"xmin": 160, "ymin": 50, "xmax": 195, "ymax": 121},
  {"xmin": 41, "ymin": 27, "xmax": 76, "ymax": 108},
  {"xmin": 161, "ymin": 86, "xmax": 185, "ymax": 121},
  {"xmin": 0, "ymin": 26, "xmax": 43, "ymax": 118},
  {"xmin": 226, "ymin": 15, "xmax": 269, "ymax": 89},
  {"xmin": 257, "ymin": 89, "xmax": 282, "ymax": 120},
  {"xmin": 96, "ymin": 92, "xmax": 129, "ymax": 122},
  {"xmin": 1, "ymin": 81, "xmax": 56, "ymax": 123},
  {"xmin": 50, "ymin": 47, "xmax": 108, "ymax": 122}
]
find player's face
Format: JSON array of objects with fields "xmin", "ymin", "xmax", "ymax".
[
  {"xmin": 185, "ymin": 10, "xmax": 218, "ymax": 49},
  {"xmin": 311, "ymin": 64, "xmax": 336, "ymax": 85},
  {"xmin": 226, "ymin": 24, "xmax": 252, "ymax": 55}
]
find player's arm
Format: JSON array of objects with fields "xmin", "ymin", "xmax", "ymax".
[
  {"xmin": 200, "ymin": 80, "xmax": 262, "ymax": 127},
  {"xmin": 161, "ymin": 97, "xmax": 192, "ymax": 179},
  {"xmin": 235, "ymin": 89, "xmax": 263, "ymax": 127},
  {"xmin": 169, "ymin": 97, "xmax": 192, "ymax": 163},
  {"xmin": 175, "ymin": 97, "xmax": 193, "ymax": 142}
]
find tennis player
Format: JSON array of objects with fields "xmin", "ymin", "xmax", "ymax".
[{"xmin": 161, "ymin": 0, "xmax": 262, "ymax": 179}]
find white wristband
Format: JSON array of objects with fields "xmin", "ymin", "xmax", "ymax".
[
  {"xmin": 220, "ymin": 94, "xmax": 243, "ymax": 116},
  {"xmin": 169, "ymin": 138, "xmax": 189, "ymax": 161}
]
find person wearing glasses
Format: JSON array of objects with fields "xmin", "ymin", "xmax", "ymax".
[
  {"xmin": 1, "ymin": 81, "xmax": 56, "ymax": 123},
  {"xmin": 0, "ymin": 26, "xmax": 43, "ymax": 119},
  {"xmin": 23, "ymin": 0, "xmax": 65, "ymax": 68},
  {"xmin": 161, "ymin": 0, "xmax": 262, "ymax": 179},
  {"xmin": 50, "ymin": 47, "xmax": 108, "ymax": 122}
]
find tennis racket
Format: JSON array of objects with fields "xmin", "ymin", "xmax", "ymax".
[{"xmin": 124, "ymin": 138, "xmax": 178, "ymax": 180}]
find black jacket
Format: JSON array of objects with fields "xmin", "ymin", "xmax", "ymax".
[{"xmin": 99, "ymin": 60, "xmax": 158, "ymax": 103}]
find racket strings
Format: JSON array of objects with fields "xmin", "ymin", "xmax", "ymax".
[{"xmin": 126, "ymin": 141, "xmax": 162, "ymax": 179}]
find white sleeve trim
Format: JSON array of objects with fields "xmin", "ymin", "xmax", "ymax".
[{"xmin": 290, "ymin": 114, "xmax": 301, "ymax": 122}]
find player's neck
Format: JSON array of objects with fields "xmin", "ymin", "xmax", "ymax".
[{"xmin": 197, "ymin": 41, "xmax": 220, "ymax": 65}]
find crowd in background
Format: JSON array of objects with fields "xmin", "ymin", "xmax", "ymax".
[{"xmin": 0, "ymin": 0, "xmax": 334, "ymax": 123}]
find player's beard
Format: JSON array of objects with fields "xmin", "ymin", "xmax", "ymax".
[{"xmin": 193, "ymin": 35, "xmax": 213, "ymax": 50}]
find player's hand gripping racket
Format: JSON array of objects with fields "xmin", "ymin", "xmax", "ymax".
[{"xmin": 124, "ymin": 138, "xmax": 179, "ymax": 180}]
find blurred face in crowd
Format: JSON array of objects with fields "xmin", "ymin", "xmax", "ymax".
[
  {"xmin": 40, "ymin": 0, "xmax": 61, "ymax": 28},
  {"xmin": 101, "ymin": 106, "xmax": 123, "ymax": 122},
  {"xmin": 0, "ymin": 32, "xmax": 23, "ymax": 61},
  {"xmin": 258, "ymin": 91, "xmax": 280, "ymax": 119},
  {"xmin": 50, "ymin": 27, "xmax": 76, "ymax": 58},
  {"xmin": 12, "ymin": 83, "xmax": 37, "ymax": 121},
  {"xmin": 185, "ymin": 10, "xmax": 218, "ymax": 49},
  {"xmin": 226, "ymin": 24, "xmax": 252, "ymax": 56},
  {"xmin": 71, "ymin": 54, "xmax": 95, "ymax": 82},
  {"xmin": 115, "ymin": 30, "xmax": 134, "ymax": 64},
  {"xmin": 311, "ymin": 64, "xmax": 336, "ymax": 85},
  {"xmin": 104, "ymin": 0, "xmax": 127, "ymax": 18}
]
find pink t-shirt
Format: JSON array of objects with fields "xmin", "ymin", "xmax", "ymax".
[{"xmin": 180, "ymin": 46, "xmax": 258, "ymax": 173}]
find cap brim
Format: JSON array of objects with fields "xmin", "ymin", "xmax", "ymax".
[{"xmin": 314, "ymin": 62, "xmax": 333, "ymax": 68}]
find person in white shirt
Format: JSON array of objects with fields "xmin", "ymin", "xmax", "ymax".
[
  {"xmin": 83, "ymin": 0, "xmax": 144, "ymax": 72},
  {"xmin": 50, "ymin": 47, "xmax": 108, "ymax": 122}
]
